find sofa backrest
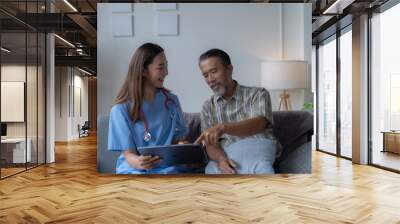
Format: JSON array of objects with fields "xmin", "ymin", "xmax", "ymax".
[
  {"xmin": 97, "ymin": 111, "xmax": 313, "ymax": 174},
  {"xmin": 182, "ymin": 111, "xmax": 313, "ymax": 148}
]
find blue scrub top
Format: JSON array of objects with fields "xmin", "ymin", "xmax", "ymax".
[{"xmin": 108, "ymin": 89, "xmax": 189, "ymax": 174}]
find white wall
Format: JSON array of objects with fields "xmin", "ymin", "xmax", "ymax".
[
  {"xmin": 98, "ymin": 3, "xmax": 312, "ymax": 116},
  {"xmin": 279, "ymin": 3, "xmax": 313, "ymax": 111},
  {"xmin": 55, "ymin": 67, "xmax": 89, "ymax": 141},
  {"xmin": 55, "ymin": 67, "xmax": 68, "ymax": 141}
]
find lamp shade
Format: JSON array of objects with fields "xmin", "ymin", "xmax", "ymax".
[{"xmin": 261, "ymin": 61, "xmax": 308, "ymax": 90}]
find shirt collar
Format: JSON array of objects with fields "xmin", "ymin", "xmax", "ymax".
[{"xmin": 214, "ymin": 80, "xmax": 241, "ymax": 103}]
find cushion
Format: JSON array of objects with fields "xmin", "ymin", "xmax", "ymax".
[{"xmin": 183, "ymin": 112, "xmax": 201, "ymax": 143}]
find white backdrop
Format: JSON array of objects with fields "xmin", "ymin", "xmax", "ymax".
[{"xmin": 97, "ymin": 3, "xmax": 312, "ymax": 115}]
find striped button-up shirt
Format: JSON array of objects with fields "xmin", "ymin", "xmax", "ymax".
[{"xmin": 200, "ymin": 81, "xmax": 276, "ymax": 151}]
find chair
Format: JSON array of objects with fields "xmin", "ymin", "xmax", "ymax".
[{"xmin": 78, "ymin": 121, "xmax": 90, "ymax": 138}]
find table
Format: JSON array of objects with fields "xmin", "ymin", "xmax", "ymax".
[
  {"xmin": 1, "ymin": 138, "xmax": 32, "ymax": 163},
  {"xmin": 381, "ymin": 131, "xmax": 400, "ymax": 154}
]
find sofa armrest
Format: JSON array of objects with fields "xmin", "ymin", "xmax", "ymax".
[{"xmin": 97, "ymin": 115, "xmax": 120, "ymax": 173}]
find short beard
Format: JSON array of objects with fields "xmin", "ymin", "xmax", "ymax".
[{"xmin": 212, "ymin": 83, "xmax": 228, "ymax": 96}]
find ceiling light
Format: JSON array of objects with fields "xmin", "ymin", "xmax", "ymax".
[
  {"xmin": 1, "ymin": 47, "xmax": 11, "ymax": 53},
  {"xmin": 323, "ymin": 0, "xmax": 341, "ymax": 14},
  {"xmin": 322, "ymin": 0, "xmax": 356, "ymax": 15},
  {"xmin": 78, "ymin": 67, "xmax": 93, "ymax": 76},
  {"xmin": 63, "ymin": 0, "xmax": 78, "ymax": 12},
  {"xmin": 54, "ymin": 34, "xmax": 75, "ymax": 48}
]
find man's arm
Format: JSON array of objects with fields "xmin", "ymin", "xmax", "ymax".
[
  {"xmin": 198, "ymin": 101, "xmax": 237, "ymax": 174},
  {"xmin": 195, "ymin": 116, "xmax": 268, "ymax": 146},
  {"xmin": 204, "ymin": 143, "xmax": 236, "ymax": 174},
  {"xmin": 196, "ymin": 88, "xmax": 273, "ymax": 146},
  {"xmin": 221, "ymin": 116, "xmax": 268, "ymax": 137},
  {"xmin": 204, "ymin": 143, "xmax": 226, "ymax": 162}
]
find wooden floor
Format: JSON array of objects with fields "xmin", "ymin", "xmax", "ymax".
[
  {"xmin": 1, "ymin": 135, "xmax": 400, "ymax": 223},
  {"xmin": 1, "ymin": 163, "xmax": 45, "ymax": 178},
  {"xmin": 1, "ymin": 167, "xmax": 26, "ymax": 178}
]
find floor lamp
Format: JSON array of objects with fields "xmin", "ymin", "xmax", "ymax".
[{"xmin": 261, "ymin": 61, "xmax": 308, "ymax": 111}]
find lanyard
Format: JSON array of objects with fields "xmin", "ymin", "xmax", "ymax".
[{"xmin": 140, "ymin": 89, "xmax": 176, "ymax": 142}]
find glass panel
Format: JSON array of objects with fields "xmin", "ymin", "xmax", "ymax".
[
  {"xmin": 371, "ymin": 3, "xmax": 400, "ymax": 171},
  {"xmin": 38, "ymin": 32, "xmax": 45, "ymax": 165},
  {"xmin": 1, "ymin": 30, "xmax": 27, "ymax": 177},
  {"xmin": 0, "ymin": 1, "xmax": 46, "ymax": 178},
  {"xmin": 318, "ymin": 37, "xmax": 337, "ymax": 154},
  {"xmin": 340, "ymin": 29, "xmax": 352, "ymax": 158},
  {"xmin": 27, "ymin": 31, "xmax": 38, "ymax": 169}
]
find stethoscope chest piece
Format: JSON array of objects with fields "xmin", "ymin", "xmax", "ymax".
[
  {"xmin": 140, "ymin": 89, "xmax": 176, "ymax": 142},
  {"xmin": 144, "ymin": 131, "xmax": 151, "ymax": 142}
]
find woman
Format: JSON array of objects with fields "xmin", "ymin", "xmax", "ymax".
[{"xmin": 108, "ymin": 43, "xmax": 190, "ymax": 174}]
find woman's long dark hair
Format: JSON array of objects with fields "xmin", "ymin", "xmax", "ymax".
[{"xmin": 115, "ymin": 43, "xmax": 164, "ymax": 122}]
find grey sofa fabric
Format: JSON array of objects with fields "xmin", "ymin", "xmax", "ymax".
[
  {"xmin": 272, "ymin": 111, "xmax": 313, "ymax": 173},
  {"xmin": 182, "ymin": 112, "xmax": 201, "ymax": 143},
  {"xmin": 272, "ymin": 111, "xmax": 313, "ymax": 148},
  {"xmin": 97, "ymin": 115, "xmax": 119, "ymax": 173},
  {"xmin": 97, "ymin": 111, "xmax": 313, "ymax": 174}
]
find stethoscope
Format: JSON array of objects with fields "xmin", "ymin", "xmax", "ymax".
[{"xmin": 140, "ymin": 88, "xmax": 176, "ymax": 142}]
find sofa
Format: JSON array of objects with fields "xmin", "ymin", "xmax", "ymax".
[{"xmin": 97, "ymin": 111, "xmax": 313, "ymax": 174}]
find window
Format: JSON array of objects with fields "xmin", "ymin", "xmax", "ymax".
[
  {"xmin": 318, "ymin": 36, "xmax": 337, "ymax": 155},
  {"xmin": 370, "ymin": 2, "xmax": 400, "ymax": 171},
  {"xmin": 340, "ymin": 28, "xmax": 352, "ymax": 158}
]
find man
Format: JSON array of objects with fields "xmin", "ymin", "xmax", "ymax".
[{"xmin": 195, "ymin": 49, "xmax": 278, "ymax": 174}]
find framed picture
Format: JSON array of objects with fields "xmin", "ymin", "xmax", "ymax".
[
  {"xmin": 112, "ymin": 14, "xmax": 134, "ymax": 37},
  {"xmin": 111, "ymin": 3, "xmax": 133, "ymax": 13},
  {"xmin": 156, "ymin": 13, "xmax": 179, "ymax": 36},
  {"xmin": 155, "ymin": 3, "xmax": 177, "ymax": 11}
]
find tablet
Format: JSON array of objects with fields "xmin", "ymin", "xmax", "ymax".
[{"xmin": 136, "ymin": 144, "xmax": 209, "ymax": 167}]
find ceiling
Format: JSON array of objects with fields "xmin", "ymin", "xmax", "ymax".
[
  {"xmin": 1, "ymin": 0, "xmax": 99, "ymax": 74},
  {"xmin": 311, "ymin": 0, "xmax": 390, "ymax": 44},
  {"xmin": 0, "ymin": 0, "xmax": 394, "ymax": 75}
]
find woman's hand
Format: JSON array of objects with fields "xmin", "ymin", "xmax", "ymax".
[
  {"xmin": 133, "ymin": 155, "xmax": 161, "ymax": 170},
  {"xmin": 172, "ymin": 139, "xmax": 190, "ymax": 145},
  {"xmin": 124, "ymin": 151, "xmax": 161, "ymax": 170}
]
